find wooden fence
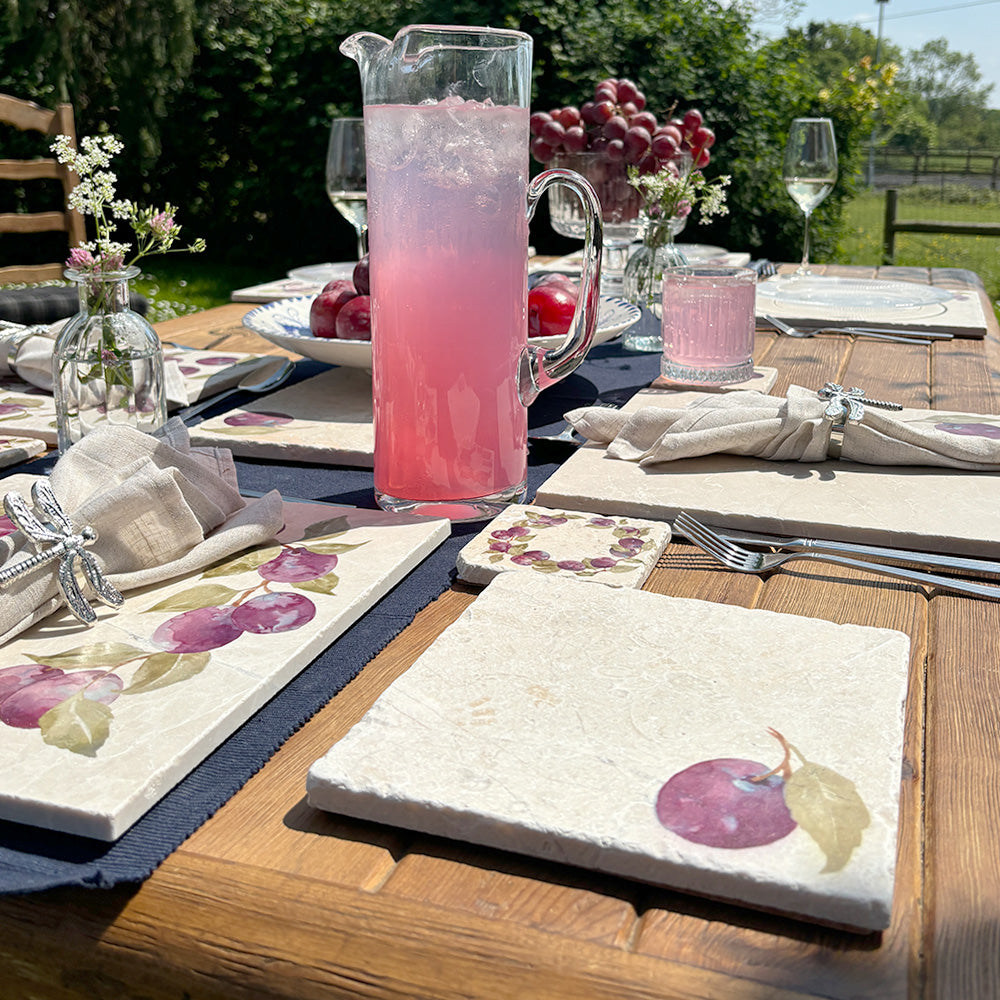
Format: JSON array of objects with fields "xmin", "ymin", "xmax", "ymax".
[
  {"xmin": 881, "ymin": 188, "xmax": 1000, "ymax": 263},
  {"xmin": 874, "ymin": 148, "xmax": 1000, "ymax": 189}
]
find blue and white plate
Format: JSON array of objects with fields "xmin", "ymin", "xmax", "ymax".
[{"xmin": 242, "ymin": 295, "xmax": 639, "ymax": 367}]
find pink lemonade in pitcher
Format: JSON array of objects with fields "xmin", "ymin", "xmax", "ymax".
[{"xmin": 365, "ymin": 99, "xmax": 530, "ymax": 513}]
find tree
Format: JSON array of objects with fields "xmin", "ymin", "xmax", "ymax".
[
  {"xmin": 785, "ymin": 21, "xmax": 902, "ymax": 87},
  {"xmin": 900, "ymin": 37, "xmax": 993, "ymax": 128}
]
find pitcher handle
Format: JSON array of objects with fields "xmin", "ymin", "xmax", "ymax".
[{"xmin": 519, "ymin": 169, "xmax": 604, "ymax": 406}]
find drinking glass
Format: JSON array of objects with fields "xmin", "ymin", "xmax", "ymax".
[
  {"xmin": 326, "ymin": 117, "xmax": 368, "ymax": 259},
  {"xmin": 549, "ymin": 151, "xmax": 644, "ymax": 295},
  {"xmin": 660, "ymin": 265, "xmax": 756, "ymax": 385},
  {"xmin": 782, "ymin": 118, "xmax": 837, "ymax": 276}
]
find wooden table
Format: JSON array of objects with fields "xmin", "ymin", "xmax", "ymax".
[{"xmin": 2, "ymin": 265, "xmax": 999, "ymax": 999}]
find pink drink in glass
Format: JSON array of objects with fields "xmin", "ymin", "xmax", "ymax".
[
  {"xmin": 660, "ymin": 266, "xmax": 756, "ymax": 385},
  {"xmin": 365, "ymin": 99, "xmax": 529, "ymax": 519}
]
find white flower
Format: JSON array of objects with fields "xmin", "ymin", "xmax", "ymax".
[{"xmin": 51, "ymin": 132, "xmax": 205, "ymax": 276}]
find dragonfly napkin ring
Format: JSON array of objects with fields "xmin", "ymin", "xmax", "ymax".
[
  {"xmin": 818, "ymin": 382, "xmax": 903, "ymax": 459},
  {"xmin": 0, "ymin": 481, "xmax": 124, "ymax": 625}
]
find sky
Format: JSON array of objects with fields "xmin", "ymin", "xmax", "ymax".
[{"xmin": 753, "ymin": 0, "xmax": 1000, "ymax": 108}]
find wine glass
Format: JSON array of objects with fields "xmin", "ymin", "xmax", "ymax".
[
  {"xmin": 325, "ymin": 117, "xmax": 368, "ymax": 259},
  {"xmin": 548, "ymin": 151, "xmax": 645, "ymax": 295},
  {"xmin": 782, "ymin": 118, "xmax": 837, "ymax": 276}
]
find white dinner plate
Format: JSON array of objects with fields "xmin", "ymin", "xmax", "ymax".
[
  {"xmin": 242, "ymin": 295, "xmax": 639, "ymax": 368},
  {"xmin": 756, "ymin": 276, "xmax": 955, "ymax": 320},
  {"xmin": 287, "ymin": 262, "xmax": 358, "ymax": 284},
  {"xmin": 673, "ymin": 243, "xmax": 729, "ymax": 261}
]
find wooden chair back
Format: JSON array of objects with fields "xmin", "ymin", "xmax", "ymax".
[{"xmin": 0, "ymin": 94, "xmax": 87, "ymax": 284}]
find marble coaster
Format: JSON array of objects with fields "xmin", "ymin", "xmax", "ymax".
[
  {"xmin": 189, "ymin": 367, "xmax": 374, "ymax": 467},
  {"xmin": 455, "ymin": 504, "xmax": 670, "ymax": 588},
  {"xmin": 0, "ymin": 500, "xmax": 449, "ymax": 840},
  {"xmin": 652, "ymin": 365, "xmax": 778, "ymax": 394},
  {"xmin": 307, "ymin": 571, "xmax": 911, "ymax": 932},
  {"xmin": 536, "ymin": 388, "xmax": 1000, "ymax": 558}
]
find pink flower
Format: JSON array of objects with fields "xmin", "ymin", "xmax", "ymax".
[
  {"xmin": 150, "ymin": 212, "xmax": 177, "ymax": 237},
  {"xmin": 66, "ymin": 247, "xmax": 95, "ymax": 270},
  {"xmin": 96, "ymin": 250, "xmax": 125, "ymax": 271}
]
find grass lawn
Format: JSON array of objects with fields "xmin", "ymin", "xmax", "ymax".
[
  {"xmin": 837, "ymin": 186, "xmax": 1000, "ymax": 314},
  {"xmin": 132, "ymin": 255, "xmax": 278, "ymax": 323}
]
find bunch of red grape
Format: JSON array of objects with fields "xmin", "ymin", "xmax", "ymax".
[{"xmin": 529, "ymin": 78, "xmax": 716, "ymax": 176}]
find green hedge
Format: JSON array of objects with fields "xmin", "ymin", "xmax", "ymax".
[{"xmin": 1, "ymin": 0, "xmax": 870, "ymax": 270}]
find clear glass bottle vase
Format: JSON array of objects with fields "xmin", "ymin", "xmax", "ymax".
[
  {"xmin": 622, "ymin": 219, "xmax": 688, "ymax": 353},
  {"xmin": 53, "ymin": 266, "xmax": 167, "ymax": 452}
]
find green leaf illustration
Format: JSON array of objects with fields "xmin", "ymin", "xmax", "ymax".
[
  {"xmin": 1, "ymin": 395, "xmax": 44, "ymax": 408},
  {"xmin": 783, "ymin": 757, "xmax": 871, "ymax": 873},
  {"xmin": 123, "ymin": 651, "xmax": 211, "ymax": 695},
  {"xmin": 39, "ymin": 693, "xmax": 113, "ymax": 756},
  {"xmin": 304, "ymin": 539, "xmax": 368, "ymax": 556},
  {"xmin": 530, "ymin": 560, "xmax": 560, "ymax": 573},
  {"xmin": 144, "ymin": 583, "xmax": 241, "ymax": 613},
  {"xmin": 26, "ymin": 641, "xmax": 146, "ymax": 670},
  {"xmin": 295, "ymin": 571, "xmax": 340, "ymax": 595},
  {"xmin": 201, "ymin": 545, "xmax": 282, "ymax": 578},
  {"xmin": 488, "ymin": 553, "xmax": 504, "ymax": 563},
  {"xmin": 300, "ymin": 516, "xmax": 351, "ymax": 540},
  {"xmin": 211, "ymin": 426, "xmax": 289, "ymax": 437}
]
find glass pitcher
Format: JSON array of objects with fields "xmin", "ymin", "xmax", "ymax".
[{"xmin": 342, "ymin": 24, "xmax": 603, "ymax": 521}]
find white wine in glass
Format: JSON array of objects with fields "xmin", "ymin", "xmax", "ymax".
[
  {"xmin": 326, "ymin": 117, "xmax": 368, "ymax": 259},
  {"xmin": 782, "ymin": 118, "xmax": 837, "ymax": 276}
]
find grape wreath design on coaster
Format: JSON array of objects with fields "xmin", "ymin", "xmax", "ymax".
[
  {"xmin": 0, "ymin": 514, "xmax": 365, "ymax": 756},
  {"xmin": 484, "ymin": 509, "xmax": 655, "ymax": 576},
  {"xmin": 656, "ymin": 728, "xmax": 870, "ymax": 873}
]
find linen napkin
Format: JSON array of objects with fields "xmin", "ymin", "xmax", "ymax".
[
  {"xmin": 1, "ymin": 320, "xmax": 190, "ymax": 406},
  {"xmin": 0, "ymin": 417, "xmax": 284, "ymax": 645},
  {"xmin": 567, "ymin": 385, "xmax": 1000, "ymax": 470}
]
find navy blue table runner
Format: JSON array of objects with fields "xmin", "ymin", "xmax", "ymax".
[{"xmin": 0, "ymin": 344, "xmax": 661, "ymax": 894}]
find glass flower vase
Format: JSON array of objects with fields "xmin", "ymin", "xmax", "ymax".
[
  {"xmin": 622, "ymin": 218, "xmax": 688, "ymax": 353},
  {"xmin": 53, "ymin": 266, "xmax": 167, "ymax": 452}
]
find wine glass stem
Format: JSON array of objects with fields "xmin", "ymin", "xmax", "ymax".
[
  {"xmin": 602, "ymin": 240, "xmax": 631, "ymax": 296},
  {"xmin": 799, "ymin": 210, "xmax": 812, "ymax": 275},
  {"xmin": 355, "ymin": 225, "xmax": 368, "ymax": 260}
]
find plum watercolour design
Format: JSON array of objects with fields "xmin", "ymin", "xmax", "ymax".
[
  {"xmin": 904, "ymin": 412, "xmax": 1000, "ymax": 440},
  {"xmin": 485, "ymin": 509, "xmax": 654, "ymax": 576},
  {"xmin": 210, "ymin": 410, "xmax": 296, "ymax": 435},
  {"xmin": 0, "ymin": 514, "xmax": 365, "ymax": 756},
  {"xmin": 0, "ymin": 392, "xmax": 46, "ymax": 424},
  {"xmin": 161, "ymin": 350, "xmax": 263, "ymax": 382},
  {"xmin": 656, "ymin": 728, "xmax": 870, "ymax": 874}
]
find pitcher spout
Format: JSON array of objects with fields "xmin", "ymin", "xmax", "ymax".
[{"xmin": 340, "ymin": 31, "xmax": 390, "ymax": 94}]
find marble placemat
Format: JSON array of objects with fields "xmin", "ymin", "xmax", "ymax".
[
  {"xmin": 0, "ymin": 435, "xmax": 46, "ymax": 469},
  {"xmin": 307, "ymin": 571, "xmax": 910, "ymax": 932},
  {"xmin": 755, "ymin": 274, "xmax": 989, "ymax": 338},
  {"xmin": 189, "ymin": 367, "xmax": 375, "ymax": 466},
  {"xmin": 0, "ymin": 351, "xmax": 269, "ymax": 444},
  {"xmin": 0, "ymin": 500, "xmax": 449, "ymax": 840},
  {"xmin": 534, "ymin": 387, "xmax": 1000, "ymax": 558},
  {"xmin": 456, "ymin": 504, "xmax": 671, "ymax": 588}
]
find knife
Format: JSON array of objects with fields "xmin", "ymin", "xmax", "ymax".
[{"xmin": 826, "ymin": 325, "xmax": 954, "ymax": 341}]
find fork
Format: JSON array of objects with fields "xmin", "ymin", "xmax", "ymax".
[
  {"xmin": 709, "ymin": 527, "xmax": 1000, "ymax": 578},
  {"xmin": 759, "ymin": 314, "xmax": 932, "ymax": 345},
  {"xmin": 673, "ymin": 512, "xmax": 1000, "ymax": 600}
]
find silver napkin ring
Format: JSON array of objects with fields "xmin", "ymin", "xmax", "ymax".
[
  {"xmin": 818, "ymin": 382, "xmax": 902, "ymax": 459},
  {"xmin": 0, "ymin": 481, "xmax": 124, "ymax": 625}
]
